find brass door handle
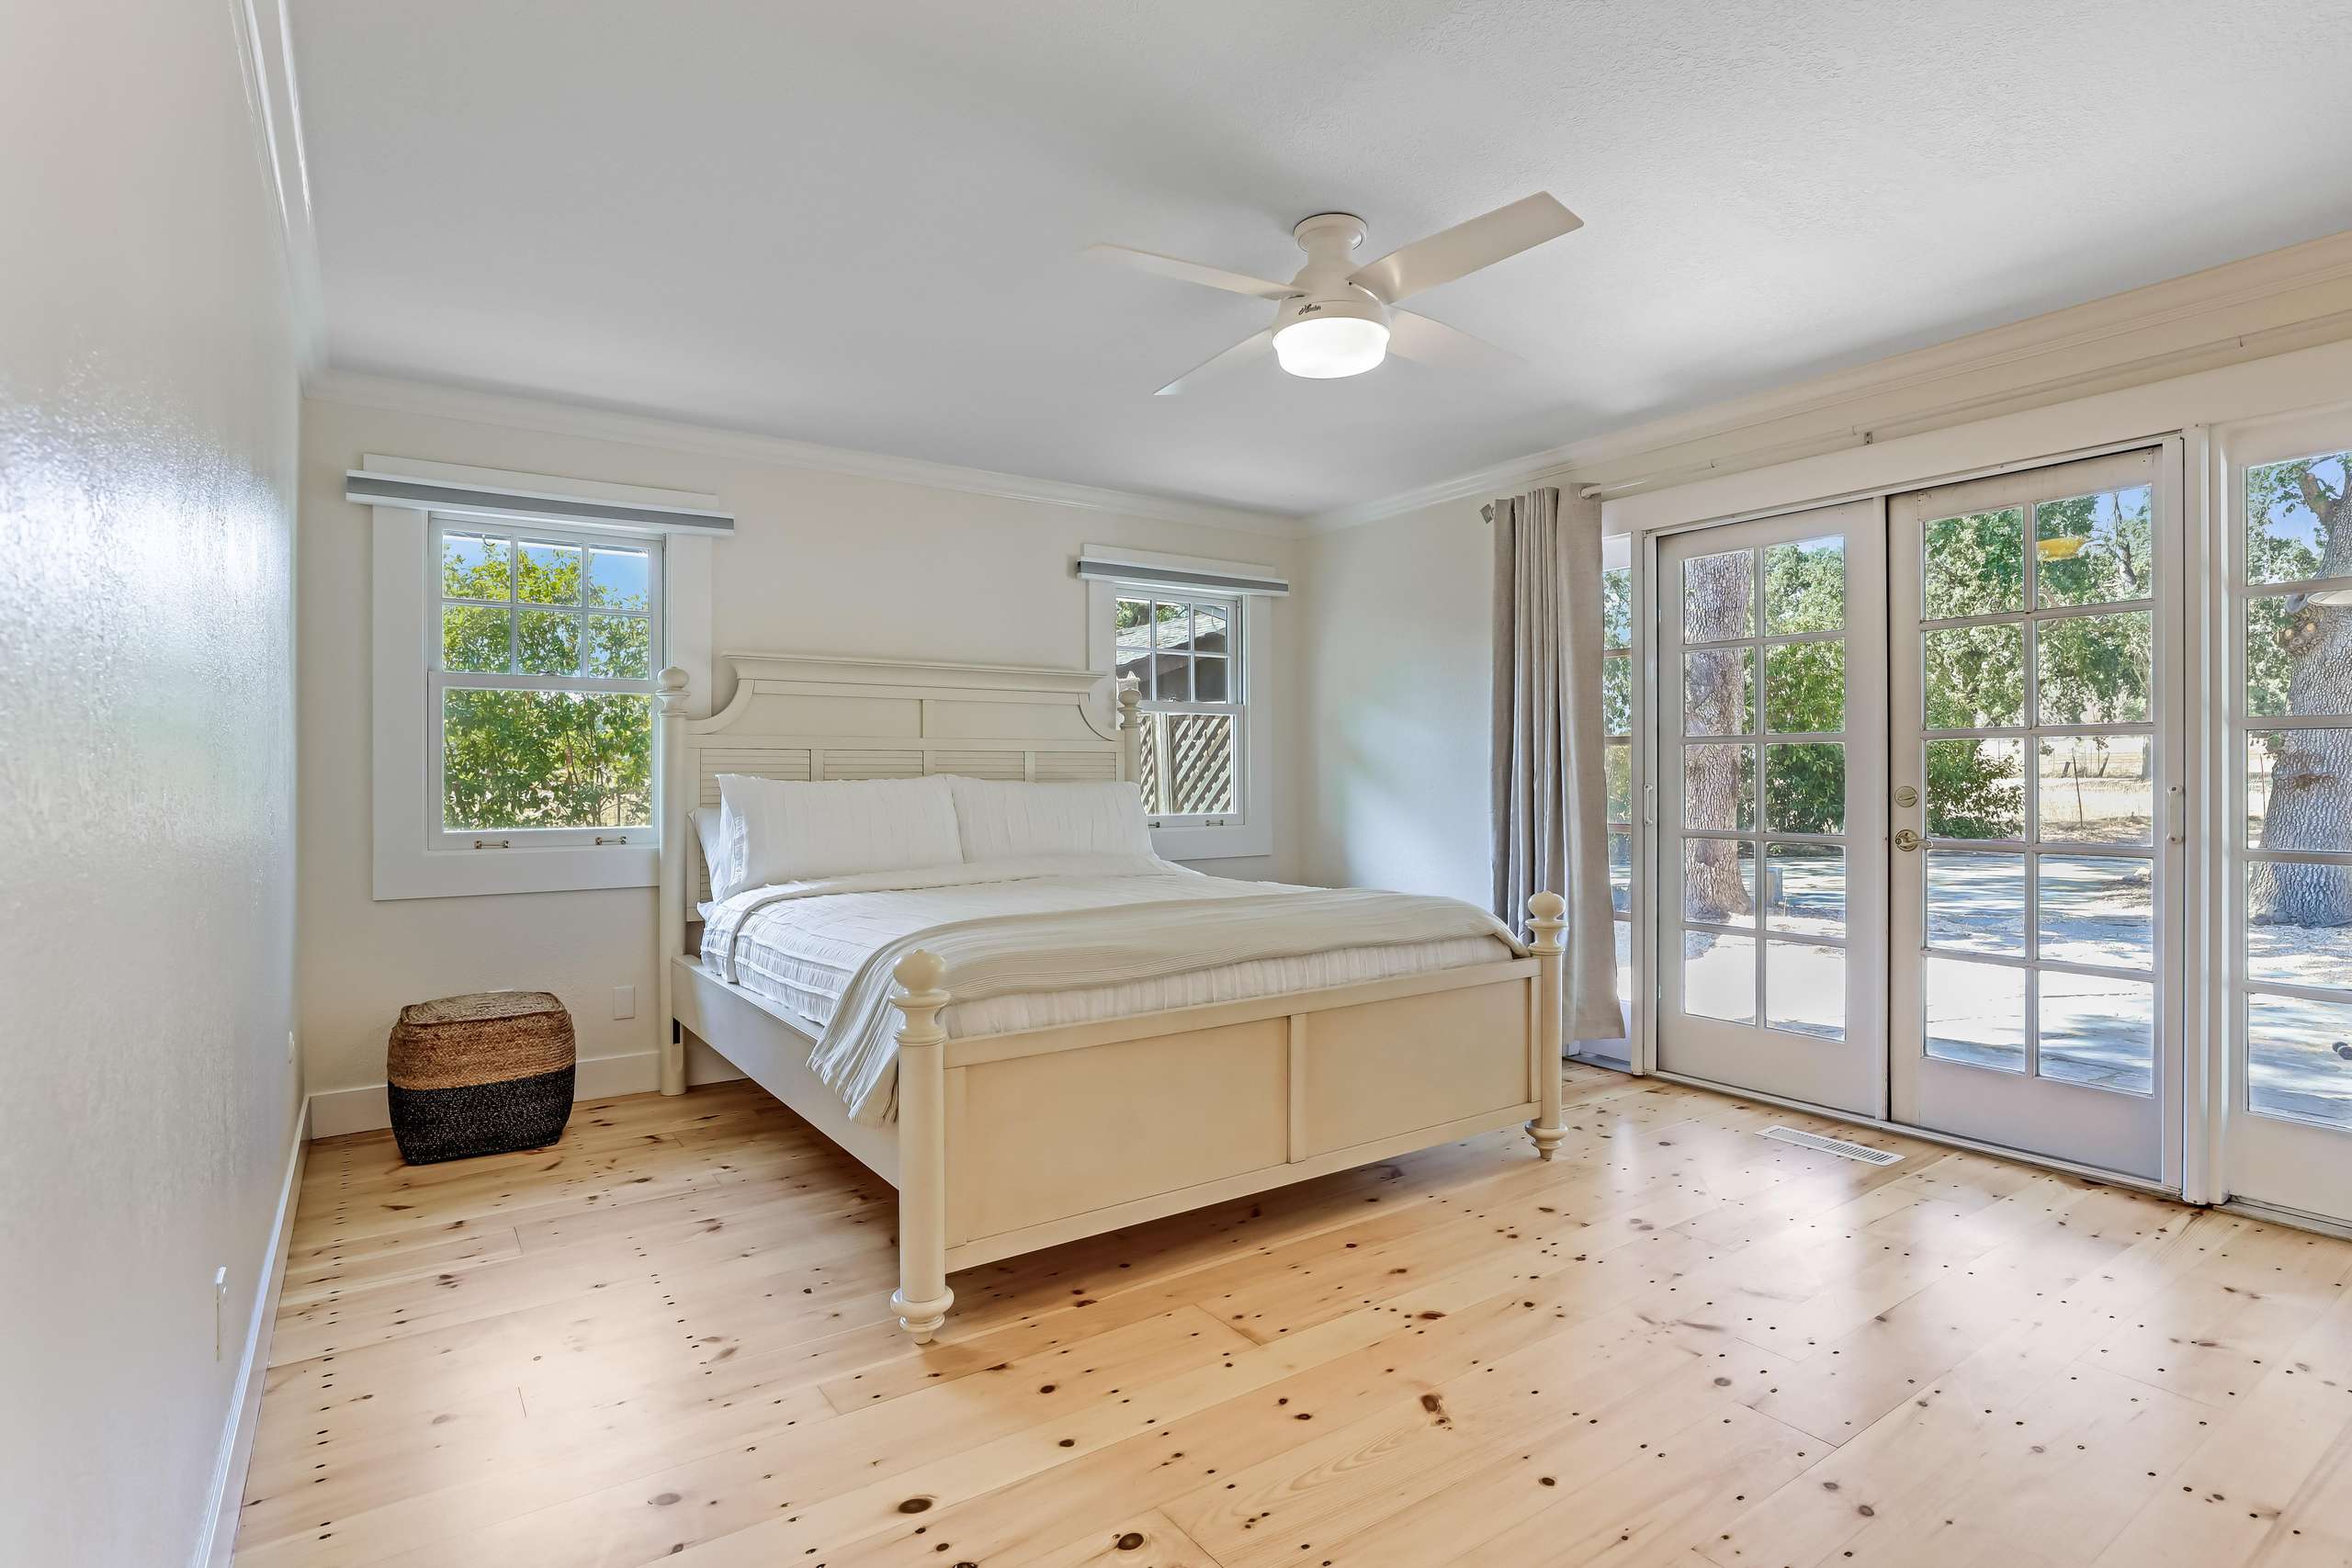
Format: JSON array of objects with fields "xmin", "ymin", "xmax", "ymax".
[{"xmin": 1894, "ymin": 829, "xmax": 1922, "ymax": 852}]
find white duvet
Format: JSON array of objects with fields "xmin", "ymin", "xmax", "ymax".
[{"xmin": 698, "ymin": 854, "xmax": 1521, "ymax": 1125}]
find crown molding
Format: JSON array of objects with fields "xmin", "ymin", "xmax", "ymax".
[
  {"xmin": 303, "ymin": 370, "xmax": 1307, "ymax": 539},
  {"xmin": 1304, "ymin": 226, "xmax": 2352, "ymax": 533},
  {"xmin": 232, "ymin": 0, "xmax": 325, "ymax": 377}
]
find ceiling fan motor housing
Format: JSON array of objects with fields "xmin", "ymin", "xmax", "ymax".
[{"xmin": 1272, "ymin": 212, "xmax": 1392, "ymax": 378}]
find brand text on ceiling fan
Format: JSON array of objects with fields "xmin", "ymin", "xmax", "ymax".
[{"xmin": 1084, "ymin": 193, "xmax": 1581, "ymax": 394}]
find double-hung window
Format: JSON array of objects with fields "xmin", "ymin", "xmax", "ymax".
[
  {"xmin": 1114, "ymin": 590, "xmax": 1245, "ymax": 829},
  {"xmin": 430, "ymin": 518, "xmax": 663, "ymax": 848}
]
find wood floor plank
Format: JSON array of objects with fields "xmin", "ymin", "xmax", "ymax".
[{"xmin": 236, "ymin": 1074, "xmax": 2352, "ymax": 1568}]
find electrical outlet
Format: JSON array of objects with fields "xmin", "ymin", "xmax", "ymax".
[
  {"xmin": 213, "ymin": 1267, "xmax": 229, "ymax": 1359},
  {"xmin": 612, "ymin": 985, "xmax": 637, "ymax": 1021}
]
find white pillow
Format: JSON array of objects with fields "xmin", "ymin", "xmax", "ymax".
[
  {"xmin": 716, "ymin": 773, "xmax": 962, "ymax": 891},
  {"xmin": 948, "ymin": 777, "xmax": 1153, "ymax": 863},
  {"xmin": 689, "ymin": 807, "xmax": 737, "ymax": 903}
]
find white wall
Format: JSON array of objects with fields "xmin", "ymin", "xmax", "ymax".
[
  {"xmin": 298, "ymin": 390, "xmax": 1305, "ymax": 1112},
  {"xmin": 1296, "ymin": 498, "xmax": 1496, "ymax": 905},
  {"xmin": 0, "ymin": 2, "xmax": 303, "ymax": 1563}
]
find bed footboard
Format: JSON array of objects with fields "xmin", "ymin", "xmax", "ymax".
[{"xmin": 882, "ymin": 892, "xmax": 1566, "ymax": 1343}]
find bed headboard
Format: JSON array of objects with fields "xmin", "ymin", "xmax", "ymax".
[{"xmin": 655, "ymin": 652, "xmax": 1141, "ymax": 937}]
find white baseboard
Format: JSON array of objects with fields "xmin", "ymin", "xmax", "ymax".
[
  {"xmin": 307, "ymin": 1041, "xmax": 745, "ymax": 1139},
  {"xmin": 195, "ymin": 1098, "xmax": 309, "ymax": 1568}
]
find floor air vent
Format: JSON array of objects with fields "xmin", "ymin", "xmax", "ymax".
[{"xmin": 1758, "ymin": 1125, "xmax": 1903, "ymax": 1166}]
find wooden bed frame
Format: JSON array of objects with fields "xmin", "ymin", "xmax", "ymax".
[{"xmin": 655, "ymin": 654, "xmax": 1565, "ymax": 1341}]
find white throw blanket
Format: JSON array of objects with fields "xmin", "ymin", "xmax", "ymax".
[{"xmin": 701, "ymin": 856, "xmax": 1525, "ymax": 1125}]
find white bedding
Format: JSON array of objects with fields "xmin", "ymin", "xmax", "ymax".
[{"xmin": 698, "ymin": 854, "xmax": 1520, "ymax": 1124}]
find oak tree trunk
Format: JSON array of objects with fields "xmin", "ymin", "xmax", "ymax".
[
  {"xmin": 2251, "ymin": 472, "xmax": 2352, "ymax": 928},
  {"xmin": 1684, "ymin": 551, "xmax": 1754, "ymax": 921}
]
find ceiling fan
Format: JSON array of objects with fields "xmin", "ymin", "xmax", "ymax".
[{"xmin": 1084, "ymin": 193, "xmax": 1581, "ymax": 395}]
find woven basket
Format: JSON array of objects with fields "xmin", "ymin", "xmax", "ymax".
[{"xmin": 387, "ymin": 990, "xmax": 575, "ymax": 1165}]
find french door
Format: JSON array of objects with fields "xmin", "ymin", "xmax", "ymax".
[
  {"xmin": 1657, "ymin": 501, "xmax": 1887, "ymax": 1117},
  {"xmin": 2222, "ymin": 413, "xmax": 2352, "ymax": 1222},
  {"xmin": 1887, "ymin": 446, "xmax": 2184, "ymax": 1181},
  {"xmin": 1651, "ymin": 446, "xmax": 2184, "ymax": 1186}
]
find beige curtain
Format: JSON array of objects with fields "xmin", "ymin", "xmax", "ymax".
[{"xmin": 1488, "ymin": 486, "xmax": 1624, "ymax": 1043}]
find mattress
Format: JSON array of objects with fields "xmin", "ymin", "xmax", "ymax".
[{"xmin": 707, "ymin": 856, "xmax": 1511, "ymax": 1045}]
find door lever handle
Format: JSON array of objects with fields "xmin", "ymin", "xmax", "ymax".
[{"xmin": 1894, "ymin": 829, "xmax": 1922, "ymax": 852}]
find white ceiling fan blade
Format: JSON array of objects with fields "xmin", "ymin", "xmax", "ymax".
[
  {"xmin": 1084, "ymin": 243, "xmax": 1298, "ymax": 301},
  {"xmin": 1154, "ymin": 328, "xmax": 1274, "ymax": 396},
  {"xmin": 1350, "ymin": 193, "xmax": 1582, "ymax": 305},
  {"xmin": 1385, "ymin": 310, "xmax": 1524, "ymax": 372}
]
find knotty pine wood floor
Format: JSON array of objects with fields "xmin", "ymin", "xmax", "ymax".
[{"xmin": 237, "ymin": 1066, "xmax": 2352, "ymax": 1568}]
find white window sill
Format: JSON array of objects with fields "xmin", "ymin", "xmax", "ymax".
[
  {"xmin": 1150, "ymin": 818, "xmax": 1272, "ymax": 862},
  {"xmin": 374, "ymin": 840, "xmax": 658, "ymax": 901}
]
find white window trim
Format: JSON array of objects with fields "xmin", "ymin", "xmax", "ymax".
[
  {"xmin": 1086, "ymin": 551, "xmax": 1277, "ymax": 863},
  {"xmin": 370, "ymin": 461, "xmax": 715, "ymax": 900}
]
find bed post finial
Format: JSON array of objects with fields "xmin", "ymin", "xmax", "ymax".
[
  {"xmin": 888, "ymin": 949, "xmax": 955, "ymax": 1344},
  {"xmin": 1526, "ymin": 891, "xmax": 1567, "ymax": 1162},
  {"xmin": 1114, "ymin": 676, "xmax": 1144, "ymax": 788},
  {"xmin": 656, "ymin": 664, "xmax": 690, "ymax": 712}
]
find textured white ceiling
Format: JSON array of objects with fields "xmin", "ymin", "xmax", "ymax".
[{"xmin": 292, "ymin": 0, "xmax": 2352, "ymax": 516}]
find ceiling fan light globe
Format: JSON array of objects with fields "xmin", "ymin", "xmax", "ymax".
[{"xmin": 1272, "ymin": 316, "xmax": 1390, "ymax": 379}]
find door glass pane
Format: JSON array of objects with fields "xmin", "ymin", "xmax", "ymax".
[
  {"xmin": 1603, "ymin": 653, "xmax": 1633, "ymax": 736},
  {"xmin": 2034, "ymin": 487, "xmax": 2154, "ymax": 607},
  {"xmin": 2245, "ymin": 731, "xmax": 2352, "ymax": 852},
  {"xmin": 2039, "ymin": 973, "xmax": 2154, "ymax": 1094},
  {"xmin": 1683, "ymin": 649, "xmax": 1754, "ymax": 735},
  {"xmin": 1603, "ymin": 566, "xmax": 1634, "ymax": 649},
  {"xmin": 2037, "ymin": 854, "xmax": 2153, "ymax": 970},
  {"xmin": 1926, "ymin": 739, "xmax": 2024, "ymax": 839},
  {"xmin": 1927, "ymin": 850, "xmax": 2026, "ymax": 954},
  {"xmin": 2248, "ymin": 991, "xmax": 2352, "ymax": 1128},
  {"xmin": 1764, "ymin": 536, "xmax": 1845, "ymax": 633},
  {"xmin": 1765, "ymin": 843, "xmax": 1844, "ymax": 937},
  {"xmin": 2246, "ymin": 864, "xmax": 2352, "ymax": 985},
  {"xmin": 1683, "ymin": 931, "xmax": 1755, "ymax": 1022},
  {"xmin": 1682, "ymin": 840, "xmax": 1756, "ymax": 925},
  {"xmin": 2035, "ymin": 612, "xmax": 2152, "ymax": 724},
  {"xmin": 2240, "ymin": 595, "xmax": 2352, "ymax": 718},
  {"xmin": 1683, "ymin": 549, "xmax": 1754, "ymax": 642},
  {"xmin": 1614, "ymin": 919, "xmax": 1634, "ymax": 1011},
  {"xmin": 1683, "ymin": 744, "xmax": 1756, "ymax": 830},
  {"xmin": 1764, "ymin": 743, "xmax": 1845, "ymax": 833},
  {"xmin": 1768, "ymin": 941, "xmax": 1845, "ymax": 1040},
  {"xmin": 1925, "ymin": 955, "xmax": 2026, "ymax": 1072},
  {"xmin": 1923, "ymin": 626, "xmax": 2025, "ymax": 728},
  {"xmin": 1606, "ymin": 742, "xmax": 1633, "ymax": 823},
  {"xmin": 1765, "ymin": 641, "xmax": 1844, "ymax": 732},
  {"xmin": 1608, "ymin": 833, "xmax": 1632, "ymax": 914},
  {"xmin": 2036, "ymin": 734, "xmax": 2152, "ymax": 844},
  {"xmin": 1924, "ymin": 508, "xmax": 2025, "ymax": 618},
  {"xmin": 2245, "ymin": 449, "xmax": 2347, "ymax": 586}
]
